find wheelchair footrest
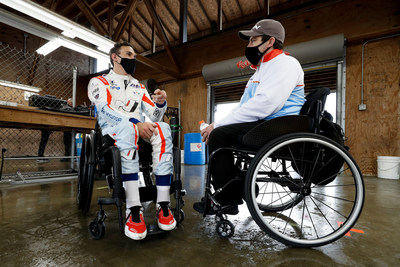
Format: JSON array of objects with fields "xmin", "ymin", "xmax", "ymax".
[
  {"xmin": 98, "ymin": 197, "xmax": 118, "ymax": 205},
  {"xmin": 146, "ymin": 224, "xmax": 169, "ymax": 236}
]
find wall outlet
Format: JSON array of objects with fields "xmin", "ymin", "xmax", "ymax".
[{"xmin": 358, "ymin": 104, "xmax": 367, "ymax": 111}]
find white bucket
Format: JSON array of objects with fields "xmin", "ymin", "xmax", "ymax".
[{"xmin": 377, "ymin": 156, "xmax": 400, "ymax": 179}]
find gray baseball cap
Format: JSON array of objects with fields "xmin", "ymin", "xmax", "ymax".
[{"xmin": 238, "ymin": 19, "xmax": 285, "ymax": 43}]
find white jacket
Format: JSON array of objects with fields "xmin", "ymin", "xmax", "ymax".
[{"xmin": 214, "ymin": 50, "xmax": 305, "ymax": 128}]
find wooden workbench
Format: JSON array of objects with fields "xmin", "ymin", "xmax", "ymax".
[{"xmin": 0, "ymin": 105, "xmax": 96, "ymax": 132}]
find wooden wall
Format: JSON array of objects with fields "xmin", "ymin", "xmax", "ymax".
[
  {"xmin": 162, "ymin": 77, "xmax": 208, "ymax": 135},
  {"xmin": 346, "ymin": 37, "xmax": 400, "ymax": 175}
]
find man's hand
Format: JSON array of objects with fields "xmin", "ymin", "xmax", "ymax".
[
  {"xmin": 201, "ymin": 122, "xmax": 214, "ymax": 144},
  {"xmin": 151, "ymin": 89, "xmax": 167, "ymax": 104},
  {"xmin": 137, "ymin": 122, "xmax": 158, "ymax": 139}
]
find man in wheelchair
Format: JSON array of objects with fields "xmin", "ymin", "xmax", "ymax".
[
  {"xmin": 88, "ymin": 42, "xmax": 176, "ymax": 240},
  {"xmin": 193, "ymin": 19, "xmax": 305, "ymax": 215}
]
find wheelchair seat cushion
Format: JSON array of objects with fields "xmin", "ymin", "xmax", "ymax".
[{"xmin": 242, "ymin": 115, "xmax": 312, "ymax": 147}]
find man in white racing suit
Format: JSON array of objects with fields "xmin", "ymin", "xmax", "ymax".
[{"xmin": 88, "ymin": 42, "xmax": 176, "ymax": 240}]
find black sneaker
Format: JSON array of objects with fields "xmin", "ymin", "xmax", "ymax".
[{"xmin": 193, "ymin": 199, "xmax": 239, "ymax": 215}]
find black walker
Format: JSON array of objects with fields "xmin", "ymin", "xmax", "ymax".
[
  {"xmin": 200, "ymin": 88, "xmax": 365, "ymax": 247},
  {"xmin": 77, "ymin": 116, "xmax": 185, "ymax": 240}
]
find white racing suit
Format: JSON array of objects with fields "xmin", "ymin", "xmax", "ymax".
[{"xmin": 88, "ymin": 70, "xmax": 173, "ymax": 208}]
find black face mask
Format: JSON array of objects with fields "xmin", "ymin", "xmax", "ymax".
[
  {"xmin": 245, "ymin": 39, "xmax": 269, "ymax": 66},
  {"xmin": 118, "ymin": 55, "xmax": 136, "ymax": 75}
]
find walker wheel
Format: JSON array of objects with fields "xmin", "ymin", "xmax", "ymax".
[
  {"xmin": 216, "ymin": 220, "xmax": 235, "ymax": 238},
  {"xmin": 89, "ymin": 221, "xmax": 105, "ymax": 240}
]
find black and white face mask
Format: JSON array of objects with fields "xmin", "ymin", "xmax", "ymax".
[
  {"xmin": 245, "ymin": 39, "xmax": 269, "ymax": 65},
  {"xmin": 117, "ymin": 55, "xmax": 136, "ymax": 75}
]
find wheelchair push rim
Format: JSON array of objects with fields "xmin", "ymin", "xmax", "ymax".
[{"xmin": 245, "ymin": 133, "xmax": 365, "ymax": 247}]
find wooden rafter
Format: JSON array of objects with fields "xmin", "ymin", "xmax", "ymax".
[
  {"xmin": 143, "ymin": 0, "xmax": 180, "ymax": 72},
  {"xmin": 136, "ymin": 8, "xmax": 176, "ymax": 43},
  {"xmin": 256, "ymin": 0, "xmax": 262, "ymax": 11},
  {"xmin": 72, "ymin": 0, "xmax": 108, "ymax": 36},
  {"xmin": 112, "ymin": 0, "xmax": 139, "ymax": 41},
  {"xmin": 154, "ymin": 2, "xmax": 178, "ymax": 40},
  {"xmin": 235, "ymin": 0, "xmax": 244, "ymax": 17},
  {"xmin": 196, "ymin": 0, "xmax": 212, "ymax": 25},
  {"xmin": 108, "ymin": 0, "xmax": 114, "ymax": 37},
  {"xmin": 136, "ymin": 54, "xmax": 181, "ymax": 79},
  {"xmin": 187, "ymin": 9, "xmax": 201, "ymax": 32},
  {"xmin": 131, "ymin": 19, "xmax": 152, "ymax": 46},
  {"xmin": 159, "ymin": 0, "xmax": 179, "ymax": 26}
]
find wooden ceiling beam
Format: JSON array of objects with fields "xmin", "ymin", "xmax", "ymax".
[
  {"xmin": 136, "ymin": 54, "xmax": 181, "ymax": 79},
  {"xmin": 108, "ymin": 0, "xmax": 114, "ymax": 37},
  {"xmin": 143, "ymin": 0, "xmax": 180, "ymax": 72},
  {"xmin": 131, "ymin": 18, "xmax": 152, "ymax": 45},
  {"xmin": 187, "ymin": 10, "xmax": 201, "ymax": 32},
  {"xmin": 112, "ymin": 0, "xmax": 139, "ymax": 41},
  {"xmin": 159, "ymin": 0, "xmax": 179, "ymax": 26},
  {"xmin": 235, "ymin": 0, "xmax": 244, "ymax": 17},
  {"xmin": 72, "ymin": 0, "xmax": 108, "ymax": 36},
  {"xmin": 196, "ymin": 0, "xmax": 212, "ymax": 26}
]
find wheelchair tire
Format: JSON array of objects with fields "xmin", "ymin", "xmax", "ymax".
[
  {"xmin": 89, "ymin": 220, "xmax": 105, "ymax": 240},
  {"xmin": 77, "ymin": 133, "xmax": 96, "ymax": 215},
  {"xmin": 245, "ymin": 133, "xmax": 364, "ymax": 247},
  {"xmin": 216, "ymin": 220, "xmax": 235, "ymax": 238},
  {"xmin": 77, "ymin": 134, "xmax": 88, "ymax": 210},
  {"xmin": 83, "ymin": 131, "xmax": 96, "ymax": 215}
]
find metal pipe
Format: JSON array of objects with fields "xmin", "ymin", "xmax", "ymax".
[{"xmin": 360, "ymin": 33, "xmax": 400, "ymax": 110}]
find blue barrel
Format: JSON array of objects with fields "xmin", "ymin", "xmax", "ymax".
[
  {"xmin": 75, "ymin": 133, "xmax": 83, "ymax": 156},
  {"xmin": 184, "ymin": 133, "xmax": 205, "ymax": 165}
]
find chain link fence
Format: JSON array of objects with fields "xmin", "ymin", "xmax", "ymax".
[{"xmin": 0, "ymin": 42, "xmax": 79, "ymax": 182}]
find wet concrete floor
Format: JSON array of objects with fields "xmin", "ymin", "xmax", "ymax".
[{"xmin": 0, "ymin": 164, "xmax": 399, "ymax": 266}]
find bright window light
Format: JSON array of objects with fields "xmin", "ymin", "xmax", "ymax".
[
  {"xmin": 36, "ymin": 41, "xmax": 61, "ymax": 56},
  {"xmin": 96, "ymin": 57, "xmax": 110, "ymax": 72}
]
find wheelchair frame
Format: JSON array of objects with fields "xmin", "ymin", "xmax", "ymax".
[
  {"xmin": 200, "ymin": 88, "xmax": 365, "ymax": 247},
  {"xmin": 77, "ymin": 122, "xmax": 185, "ymax": 240}
]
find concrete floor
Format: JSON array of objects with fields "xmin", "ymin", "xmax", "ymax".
[{"xmin": 0, "ymin": 164, "xmax": 399, "ymax": 267}]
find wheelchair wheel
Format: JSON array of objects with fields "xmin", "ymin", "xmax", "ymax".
[
  {"xmin": 245, "ymin": 133, "xmax": 364, "ymax": 247},
  {"xmin": 216, "ymin": 220, "xmax": 235, "ymax": 238},
  {"xmin": 89, "ymin": 220, "xmax": 105, "ymax": 240},
  {"xmin": 77, "ymin": 134, "xmax": 88, "ymax": 210},
  {"xmin": 77, "ymin": 132, "xmax": 96, "ymax": 215}
]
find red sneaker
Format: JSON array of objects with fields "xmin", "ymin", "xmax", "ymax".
[
  {"xmin": 125, "ymin": 207, "xmax": 147, "ymax": 240},
  {"xmin": 157, "ymin": 203, "xmax": 176, "ymax": 231}
]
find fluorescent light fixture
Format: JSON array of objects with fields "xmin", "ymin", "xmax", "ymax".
[
  {"xmin": 36, "ymin": 41, "xmax": 61, "ymax": 56},
  {"xmin": 0, "ymin": 79, "xmax": 41, "ymax": 93},
  {"xmin": 0, "ymin": 0, "xmax": 114, "ymax": 52},
  {"xmin": 0, "ymin": 7, "xmax": 109, "ymax": 61},
  {"xmin": 61, "ymin": 30, "xmax": 76, "ymax": 39}
]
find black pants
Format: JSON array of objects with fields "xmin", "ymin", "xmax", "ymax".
[
  {"xmin": 208, "ymin": 120, "xmax": 264, "ymax": 205},
  {"xmin": 38, "ymin": 130, "xmax": 72, "ymax": 157}
]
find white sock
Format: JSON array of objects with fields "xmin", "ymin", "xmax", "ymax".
[
  {"xmin": 123, "ymin": 180, "xmax": 141, "ymax": 208},
  {"xmin": 156, "ymin": 185, "xmax": 170, "ymax": 203}
]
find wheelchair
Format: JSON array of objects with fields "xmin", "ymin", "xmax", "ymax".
[
  {"xmin": 201, "ymin": 87, "xmax": 364, "ymax": 247},
  {"xmin": 77, "ymin": 120, "xmax": 185, "ymax": 240}
]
